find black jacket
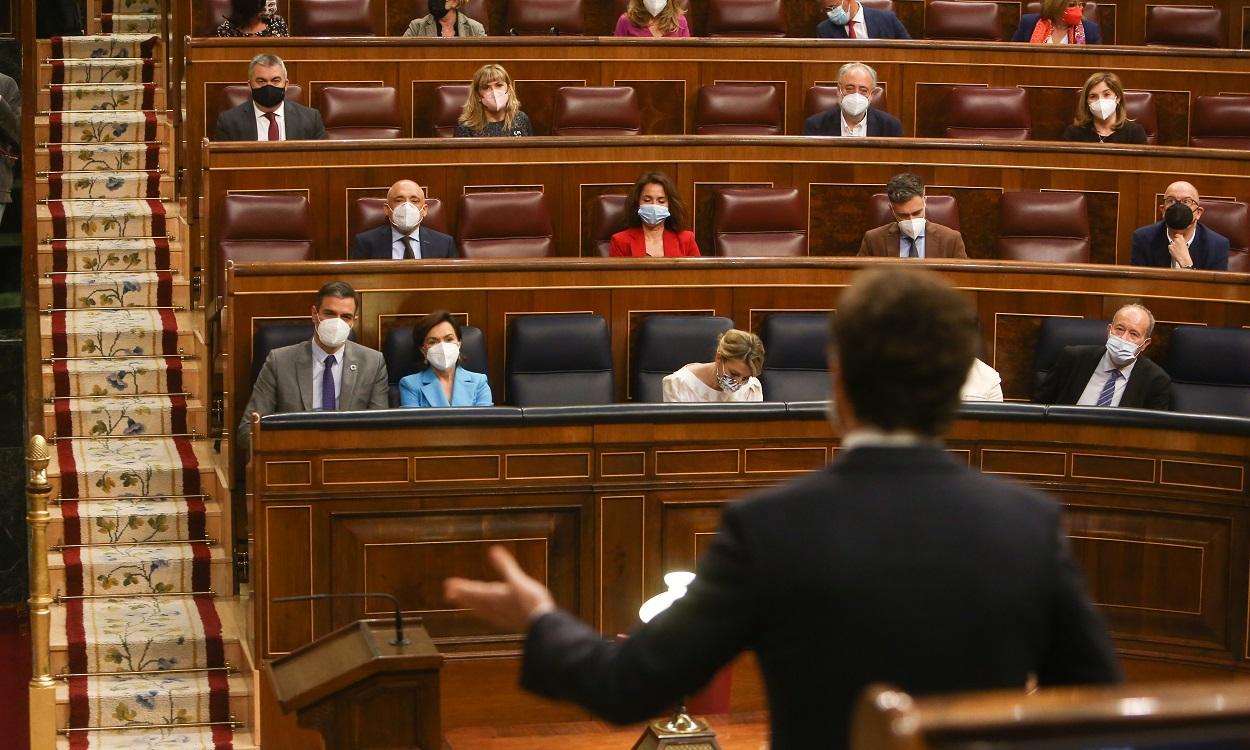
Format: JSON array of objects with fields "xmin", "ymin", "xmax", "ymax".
[
  {"xmin": 521, "ymin": 446, "xmax": 1121, "ymax": 750},
  {"xmin": 802, "ymin": 106, "xmax": 903, "ymax": 137},
  {"xmin": 1034, "ymin": 344, "xmax": 1171, "ymax": 410},
  {"xmin": 212, "ymin": 100, "xmax": 326, "ymax": 141},
  {"xmin": 349, "ymin": 224, "xmax": 457, "ymax": 260}
]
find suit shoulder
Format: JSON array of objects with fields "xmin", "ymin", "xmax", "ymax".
[
  {"xmin": 348, "ymin": 340, "xmax": 385, "ymax": 362},
  {"xmin": 1132, "ymin": 222, "xmax": 1160, "ymax": 241}
]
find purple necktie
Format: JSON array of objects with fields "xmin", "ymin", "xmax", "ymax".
[{"xmin": 322, "ymin": 354, "xmax": 336, "ymax": 410}]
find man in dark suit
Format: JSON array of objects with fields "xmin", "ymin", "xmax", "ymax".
[
  {"xmin": 349, "ymin": 179, "xmax": 457, "ymax": 260},
  {"xmin": 444, "ymin": 268, "xmax": 1121, "ymax": 750},
  {"xmin": 1034, "ymin": 303, "xmax": 1171, "ymax": 410},
  {"xmin": 816, "ymin": 0, "xmax": 910, "ymax": 38},
  {"xmin": 213, "ymin": 53, "xmax": 326, "ymax": 142},
  {"xmin": 1131, "ymin": 181, "xmax": 1230, "ymax": 271},
  {"xmin": 859, "ymin": 173, "xmax": 967, "ymax": 258},
  {"xmin": 802, "ymin": 62, "xmax": 903, "ymax": 137}
]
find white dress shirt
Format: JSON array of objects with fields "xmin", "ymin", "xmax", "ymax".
[
  {"xmin": 310, "ymin": 339, "xmax": 344, "ymax": 410},
  {"xmin": 391, "ymin": 226, "xmax": 422, "ymax": 259},
  {"xmin": 840, "ymin": 111, "xmax": 867, "ymax": 137},
  {"xmin": 253, "ymin": 101, "xmax": 287, "ymax": 141},
  {"xmin": 661, "ymin": 365, "xmax": 762, "ymax": 403},
  {"xmin": 898, "ymin": 230, "xmax": 926, "ymax": 258},
  {"xmin": 847, "ymin": 5, "xmax": 868, "ymax": 38},
  {"xmin": 1076, "ymin": 351, "xmax": 1136, "ymax": 407},
  {"xmin": 842, "ymin": 429, "xmax": 937, "ymax": 450}
]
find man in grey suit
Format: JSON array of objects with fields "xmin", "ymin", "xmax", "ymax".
[
  {"xmin": 237, "ymin": 281, "xmax": 389, "ymax": 454},
  {"xmin": 350, "ymin": 179, "xmax": 458, "ymax": 260},
  {"xmin": 213, "ymin": 53, "xmax": 326, "ymax": 142}
]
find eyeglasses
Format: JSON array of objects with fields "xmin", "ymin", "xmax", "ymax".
[{"xmin": 1162, "ymin": 197, "xmax": 1199, "ymax": 209}]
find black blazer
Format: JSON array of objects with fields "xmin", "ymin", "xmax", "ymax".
[
  {"xmin": 802, "ymin": 106, "xmax": 903, "ymax": 137},
  {"xmin": 520, "ymin": 446, "xmax": 1121, "ymax": 750},
  {"xmin": 212, "ymin": 100, "xmax": 327, "ymax": 141},
  {"xmin": 1034, "ymin": 344, "xmax": 1171, "ymax": 410},
  {"xmin": 816, "ymin": 7, "xmax": 910, "ymax": 38},
  {"xmin": 1011, "ymin": 13, "xmax": 1102, "ymax": 44},
  {"xmin": 349, "ymin": 223, "xmax": 457, "ymax": 260},
  {"xmin": 1130, "ymin": 221, "xmax": 1230, "ymax": 271}
]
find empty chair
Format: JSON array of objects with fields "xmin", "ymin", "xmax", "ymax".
[
  {"xmin": 433, "ymin": 84, "xmax": 470, "ymax": 138},
  {"xmin": 382, "ymin": 324, "xmax": 487, "ymax": 407},
  {"xmin": 291, "ymin": 0, "xmax": 376, "ymax": 35},
  {"xmin": 349, "ymin": 196, "xmax": 448, "ymax": 239},
  {"xmin": 706, "ymin": 0, "xmax": 786, "ymax": 37},
  {"xmin": 1030, "ymin": 316, "xmax": 1108, "ymax": 396},
  {"xmin": 1199, "ymin": 200, "xmax": 1250, "ymax": 273},
  {"xmin": 1144, "ymin": 5, "xmax": 1223, "ymax": 47},
  {"xmin": 507, "ymin": 315, "xmax": 613, "ymax": 406},
  {"xmin": 552, "ymin": 87, "xmax": 641, "ymax": 136},
  {"xmin": 997, "ymin": 192, "xmax": 1091, "ymax": 263},
  {"xmin": 925, "ymin": 0, "xmax": 1001, "ymax": 41},
  {"xmin": 320, "ymin": 86, "xmax": 401, "ymax": 139},
  {"xmin": 217, "ymin": 194, "xmax": 313, "ymax": 302},
  {"xmin": 695, "ymin": 84, "xmax": 783, "ymax": 135},
  {"xmin": 589, "ymin": 194, "xmax": 629, "ymax": 257},
  {"xmin": 632, "ymin": 315, "xmax": 734, "ymax": 402},
  {"xmin": 868, "ymin": 194, "xmax": 961, "ymax": 232},
  {"xmin": 758, "ymin": 313, "xmax": 831, "ymax": 402},
  {"xmin": 457, "ymin": 191, "xmax": 554, "ymax": 259},
  {"xmin": 1122, "ymin": 91, "xmax": 1159, "ymax": 145},
  {"xmin": 1189, "ymin": 95, "xmax": 1250, "ymax": 149},
  {"xmin": 1167, "ymin": 327, "xmax": 1250, "ymax": 416},
  {"xmin": 712, "ymin": 188, "xmax": 806, "ymax": 257},
  {"xmin": 943, "ymin": 87, "xmax": 1031, "ymax": 140},
  {"xmin": 507, "ymin": 0, "xmax": 585, "ymax": 34},
  {"xmin": 804, "ymin": 85, "xmax": 888, "ymax": 119}
]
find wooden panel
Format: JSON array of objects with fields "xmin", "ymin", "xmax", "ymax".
[
  {"xmin": 1161, "ymin": 460, "xmax": 1245, "ymax": 493},
  {"xmin": 599, "ymin": 495, "xmax": 646, "ymax": 637},
  {"xmin": 322, "ymin": 456, "xmax": 409, "ymax": 485},
  {"xmin": 264, "ymin": 505, "xmax": 314, "ymax": 655},
  {"xmin": 1072, "ymin": 453, "xmax": 1156, "ymax": 484},
  {"xmin": 655, "ymin": 448, "xmax": 741, "ymax": 476},
  {"xmin": 505, "ymin": 452, "xmax": 591, "ymax": 480},
  {"xmin": 265, "ymin": 460, "xmax": 312, "ymax": 487},
  {"xmin": 413, "ymin": 454, "xmax": 501, "ymax": 482},
  {"xmin": 981, "ymin": 449, "xmax": 1067, "ymax": 477},
  {"xmin": 744, "ymin": 446, "xmax": 827, "ymax": 474},
  {"xmin": 600, "ymin": 451, "xmax": 645, "ymax": 478}
]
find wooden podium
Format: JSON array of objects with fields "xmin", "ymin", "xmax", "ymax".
[{"xmin": 265, "ymin": 616, "xmax": 444, "ymax": 750}]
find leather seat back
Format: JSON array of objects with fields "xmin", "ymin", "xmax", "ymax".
[
  {"xmin": 706, "ymin": 0, "xmax": 786, "ymax": 37},
  {"xmin": 507, "ymin": 315, "xmax": 614, "ymax": 406},
  {"xmin": 321, "ymin": 86, "xmax": 401, "ymax": 139},
  {"xmin": 1144, "ymin": 5, "xmax": 1224, "ymax": 47},
  {"xmin": 1190, "ymin": 95, "xmax": 1250, "ymax": 149},
  {"xmin": 695, "ymin": 84, "xmax": 783, "ymax": 135},
  {"xmin": 759, "ymin": 313, "xmax": 831, "ymax": 402},
  {"xmin": 943, "ymin": 86, "xmax": 1031, "ymax": 140},
  {"xmin": 433, "ymin": 85, "xmax": 471, "ymax": 137},
  {"xmin": 506, "ymin": 0, "xmax": 585, "ymax": 34},
  {"xmin": 1199, "ymin": 200, "xmax": 1249, "ymax": 272},
  {"xmin": 713, "ymin": 187, "xmax": 807, "ymax": 257},
  {"xmin": 553, "ymin": 86, "xmax": 642, "ymax": 135},
  {"xmin": 291, "ymin": 0, "xmax": 377, "ymax": 35},
  {"xmin": 868, "ymin": 194, "xmax": 961, "ymax": 232},
  {"xmin": 219, "ymin": 193, "xmax": 314, "ymax": 298},
  {"xmin": 590, "ymin": 194, "xmax": 630, "ymax": 257},
  {"xmin": 997, "ymin": 191, "xmax": 1091, "ymax": 263},
  {"xmin": 1167, "ymin": 326, "xmax": 1250, "ymax": 416},
  {"xmin": 633, "ymin": 315, "xmax": 735, "ymax": 402},
  {"xmin": 925, "ymin": 0, "xmax": 1002, "ymax": 41},
  {"xmin": 1031, "ymin": 317, "xmax": 1108, "ymax": 396},
  {"xmin": 1122, "ymin": 90, "xmax": 1159, "ymax": 145},
  {"xmin": 456, "ymin": 191, "xmax": 555, "ymax": 259}
]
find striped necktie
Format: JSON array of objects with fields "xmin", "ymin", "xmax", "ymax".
[{"xmin": 1095, "ymin": 368, "xmax": 1122, "ymax": 407}]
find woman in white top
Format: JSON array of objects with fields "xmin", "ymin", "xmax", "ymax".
[
  {"xmin": 960, "ymin": 358, "xmax": 1003, "ymax": 402},
  {"xmin": 662, "ymin": 329, "xmax": 765, "ymax": 403}
]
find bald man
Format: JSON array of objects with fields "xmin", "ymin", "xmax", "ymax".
[
  {"xmin": 349, "ymin": 179, "xmax": 457, "ymax": 260},
  {"xmin": 1131, "ymin": 181, "xmax": 1229, "ymax": 271}
]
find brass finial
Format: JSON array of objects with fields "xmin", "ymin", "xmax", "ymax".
[{"xmin": 28, "ymin": 435, "xmax": 50, "ymax": 487}]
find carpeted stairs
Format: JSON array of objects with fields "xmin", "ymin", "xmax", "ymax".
[{"xmin": 36, "ymin": 6, "xmax": 254, "ymax": 747}]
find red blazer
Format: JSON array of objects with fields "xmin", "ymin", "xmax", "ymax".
[{"xmin": 609, "ymin": 227, "xmax": 702, "ymax": 257}]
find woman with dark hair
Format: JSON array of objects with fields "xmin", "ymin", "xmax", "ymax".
[
  {"xmin": 398, "ymin": 311, "xmax": 493, "ymax": 407},
  {"xmin": 609, "ymin": 172, "xmax": 701, "ymax": 257},
  {"xmin": 1062, "ymin": 72, "xmax": 1147, "ymax": 144},
  {"xmin": 215, "ymin": 0, "xmax": 289, "ymax": 36},
  {"xmin": 1011, "ymin": 0, "xmax": 1100, "ymax": 44}
]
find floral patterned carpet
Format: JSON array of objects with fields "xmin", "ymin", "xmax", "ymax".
[{"xmin": 40, "ymin": 11, "xmax": 244, "ymax": 748}]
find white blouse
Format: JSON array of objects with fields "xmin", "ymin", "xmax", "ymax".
[
  {"xmin": 662, "ymin": 365, "xmax": 763, "ymax": 403},
  {"xmin": 960, "ymin": 358, "xmax": 1004, "ymax": 402}
]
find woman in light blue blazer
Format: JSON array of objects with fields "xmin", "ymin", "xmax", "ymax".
[{"xmin": 398, "ymin": 310, "xmax": 493, "ymax": 407}]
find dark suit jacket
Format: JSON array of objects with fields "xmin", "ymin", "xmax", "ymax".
[
  {"xmin": 520, "ymin": 446, "xmax": 1121, "ymax": 750},
  {"xmin": 816, "ymin": 7, "xmax": 910, "ymax": 38},
  {"xmin": 1034, "ymin": 344, "xmax": 1171, "ymax": 410},
  {"xmin": 858, "ymin": 221, "xmax": 967, "ymax": 258},
  {"xmin": 1130, "ymin": 221, "xmax": 1230, "ymax": 271},
  {"xmin": 1011, "ymin": 14, "xmax": 1102, "ymax": 44},
  {"xmin": 212, "ymin": 100, "xmax": 327, "ymax": 141},
  {"xmin": 349, "ymin": 223, "xmax": 457, "ymax": 260},
  {"xmin": 802, "ymin": 106, "xmax": 903, "ymax": 137}
]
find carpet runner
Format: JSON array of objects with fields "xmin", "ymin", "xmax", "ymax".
[{"xmin": 39, "ymin": 22, "xmax": 242, "ymax": 748}]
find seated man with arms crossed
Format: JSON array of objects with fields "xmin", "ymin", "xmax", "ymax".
[
  {"xmin": 1034, "ymin": 302, "xmax": 1171, "ymax": 410},
  {"xmin": 860, "ymin": 173, "xmax": 967, "ymax": 259},
  {"xmin": 350, "ymin": 179, "xmax": 457, "ymax": 260},
  {"xmin": 445, "ymin": 267, "xmax": 1121, "ymax": 750},
  {"xmin": 237, "ymin": 281, "xmax": 389, "ymax": 454}
]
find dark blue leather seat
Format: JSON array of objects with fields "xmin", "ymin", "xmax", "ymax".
[
  {"xmin": 758, "ymin": 313, "xmax": 830, "ymax": 402},
  {"xmin": 1167, "ymin": 326, "xmax": 1250, "ymax": 417},
  {"xmin": 632, "ymin": 315, "xmax": 734, "ymax": 402},
  {"xmin": 250, "ymin": 321, "xmax": 358, "ymax": 388},
  {"xmin": 382, "ymin": 325, "xmax": 487, "ymax": 407},
  {"xmin": 1031, "ymin": 317, "xmax": 1108, "ymax": 397},
  {"xmin": 507, "ymin": 315, "xmax": 614, "ymax": 406}
]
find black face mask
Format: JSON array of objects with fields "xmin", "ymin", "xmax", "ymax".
[
  {"xmin": 1164, "ymin": 202, "xmax": 1194, "ymax": 231},
  {"xmin": 251, "ymin": 84, "xmax": 285, "ymax": 108},
  {"xmin": 428, "ymin": 0, "xmax": 450, "ymax": 20}
]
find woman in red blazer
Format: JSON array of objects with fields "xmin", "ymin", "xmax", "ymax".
[{"xmin": 610, "ymin": 172, "xmax": 703, "ymax": 257}]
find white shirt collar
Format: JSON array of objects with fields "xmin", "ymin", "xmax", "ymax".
[
  {"xmin": 1097, "ymin": 349, "xmax": 1137, "ymax": 380},
  {"xmin": 311, "ymin": 338, "xmax": 345, "ymax": 362},
  {"xmin": 850, "ymin": 5, "xmax": 865, "ymax": 25},
  {"xmin": 391, "ymin": 224, "xmax": 419, "ymax": 242},
  {"xmin": 842, "ymin": 429, "xmax": 938, "ymax": 450},
  {"xmin": 253, "ymin": 101, "xmax": 285, "ymax": 120}
]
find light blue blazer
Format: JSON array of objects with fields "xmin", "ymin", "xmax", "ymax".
[{"xmin": 398, "ymin": 367, "xmax": 493, "ymax": 407}]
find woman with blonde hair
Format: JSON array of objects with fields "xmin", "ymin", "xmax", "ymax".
[
  {"xmin": 454, "ymin": 64, "xmax": 533, "ymax": 137},
  {"xmin": 614, "ymin": 0, "xmax": 690, "ymax": 37},
  {"xmin": 1062, "ymin": 72, "xmax": 1147, "ymax": 144},
  {"xmin": 662, "ymin": 329, "xmax": 764, "ymax": 403},
  {"xmin": 1011, "ymin": 0, "xmax": 1101, "ymax": 44}
]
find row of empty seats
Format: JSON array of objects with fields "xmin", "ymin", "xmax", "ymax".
[
  {"xmin": 200, "ymin": 0, "xmax": 1238, "ymax": 48},
  {"xmin": 217, "ymin": 189, "xmax": 1250, "ymax": 267},
  {"xmin": 214, "ymin": 82, "xmax": 1250, "ymax": 148}
]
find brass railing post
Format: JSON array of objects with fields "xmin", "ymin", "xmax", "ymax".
[{"xmin": 27, "ymin": 435, "xmax": 57, "ymax": 749}]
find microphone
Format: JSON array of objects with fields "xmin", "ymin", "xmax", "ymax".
[
  {"xmin": 550, "ymin": 26, "xmax": 559, "ymax": 35},
  {"xmin": 272, "ymin": 592, "xmax": 410, "ymax": 646}
]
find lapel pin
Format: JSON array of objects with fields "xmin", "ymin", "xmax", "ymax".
[{"xmin": 349, "ymin": 363, "xmax": 358, "ymax": 371}]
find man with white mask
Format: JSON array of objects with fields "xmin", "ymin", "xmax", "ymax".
[
  {"xmin": 859, "ymin": 173, "xmax": 968, "ymax": 259},
  {"xmin": 350, "ymin": 179, "xmax": 457, "ymax": 260},
  {"xmin": 237, "ymin": 281, "xmax": 390, "ymax": 454},
  {"xmin": 802, "ymin": 63, "xmax": 903, "ymax": 137},
  {"xmin": 1034, "ymin": 303, "xmax": 1171, "ymax": 410}
]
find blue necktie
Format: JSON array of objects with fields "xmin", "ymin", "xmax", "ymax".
[
  {"xmin": 904, "ymin": 236, "xmax": 919, "ymax": 258},
  {"xmin": 1095, "ymin": 368, "xmax": 1121, "ymax": 407},
  {"xmin": 322, "ymin": 354, "xmax": 336, "ymax": 410}
]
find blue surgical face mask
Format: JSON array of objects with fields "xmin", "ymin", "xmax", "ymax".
[
  {"xmin": 826, "ymin": 5, "xmax": 851, "ymax": 25},
  {"xmin": 1105, "ymin": 334, "xmax": 1139, "ymax": 366},
  {"xmin": 638, "ymin": 204, "xmax": 671, "ymax": 226}
]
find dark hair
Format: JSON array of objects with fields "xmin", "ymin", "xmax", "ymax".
[
  {"xmin": 885, "ymin": 173, "xmax": 925, "ymax": 205},
  {"xmin": 623, "ymin": 171, "xmax": 689, "ymax": 232},
  {"xmin": 830, "ymin": 268, "xmax": 977, "ymax": 436},
  {"xmin": 228, "ymin": 0, "xmax": 266, "ymax": 26},
  {"xmin": 315, "ymin": 280, "xmax": 358, "ymax": 310},
  {"xmin": 412, "ymin": 310, "xmax": 464, "ymax": 370}
]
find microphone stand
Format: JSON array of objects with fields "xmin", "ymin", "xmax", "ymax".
[{"xmin": 273, "ymin": 592, "xmax": 410, "ymax": 646}]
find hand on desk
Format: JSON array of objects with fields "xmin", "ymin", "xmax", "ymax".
[{"xmin": 444, "ymin": 545, "xmax": 556, "ymax": 633}]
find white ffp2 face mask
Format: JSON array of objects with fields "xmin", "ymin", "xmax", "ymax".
[
  {"xmin": 390, "ymin": 202, "xmax": 423, "ymax": 234},
  {"xmin": 643, "ymin": 0, "xmax": 667, "ymax": 15},
  {"xmin": 426, "ymin": 341, "xmax": 461, "ymax": 371},
  {"xmin": 1088, "ymin": 97, "xmax": 1118, "ymax": 121},
  {"xmin": 840, "ymin": 92, "xmax": 870, "ymax": 119},
  {"xmin": 897, "ymin": 217, "xmax": 926, "ymax": 240},
  {"xmin": 316, "ymin": 317, "xmax": 350, "ymax": 350}
]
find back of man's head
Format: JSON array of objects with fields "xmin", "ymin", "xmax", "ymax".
[{"xmin": 830, "ymin": 268, "xmax": 977, "ymax": 436}]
